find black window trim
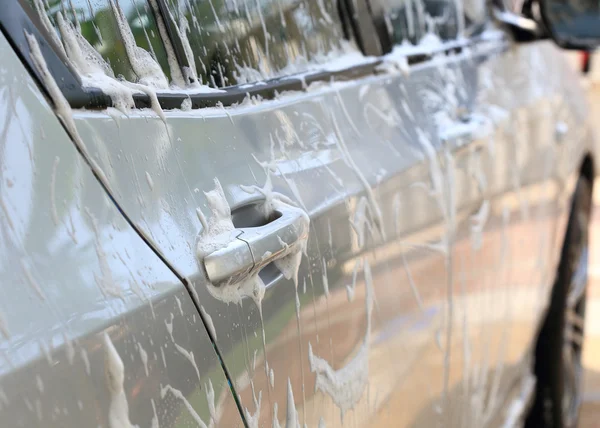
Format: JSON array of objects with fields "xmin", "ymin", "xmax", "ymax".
[{"xmin": 2, "ymin": 0, "xmax": 491, "ymax": 111}]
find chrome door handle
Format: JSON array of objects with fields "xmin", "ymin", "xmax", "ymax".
[{"xmin": 203, "ymin": 204, "xmax": 309, "ymax": 286}]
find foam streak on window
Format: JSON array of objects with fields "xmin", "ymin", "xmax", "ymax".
[
  {"xmin": 29, "ymin": 0, "xmax": 173, "ymax": 86},
  {"xmin": 161, "ymin": 0, "xmax": 356, "ymax": 88},
  {"xmin": 382, "ymin": 0, "xmax": 462, "ymax": 45}
]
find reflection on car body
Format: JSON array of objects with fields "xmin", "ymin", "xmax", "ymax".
[{"xmin": 0, "ymin": 0, "xmax": 597, "ymax": 426}]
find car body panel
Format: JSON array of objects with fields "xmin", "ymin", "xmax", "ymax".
[
  {"xmin": 0, "ymin": 32, "xmax": 240, "ymax": 428},
  {"xmin": 59, "ymin": 15, "xmax": 595, "ymax": 425}
]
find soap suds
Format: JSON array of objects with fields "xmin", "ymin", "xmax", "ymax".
[
  {"xmin": 165, "ymin": 312, "xmax": 175, "ymax": 342},
  {"xmin": 121, "ymin": 81, "xmax": 165, "ymax": 122},
  {"xmin": 345, "ymin": 260, "xmax": 360, "ymax": 302},
  {"xmin": 64, "ymin": 332, "xmax": 75, "ymax": 364},
  {"xmin": 146, "ymin": 0, "xmax": 185, "ymax": 87},
  {"xmin": 0, "ymin": 312, "xmax": 8, "ymax": 339},
  {"xmin": 331, "ymin": 112, "xmax": 385, "ymax": 239},
  {"xmin": 165, "ymin": 314, "xmax": 175, "ymax": 340},
  {"xmin": 81, "ymin": 348, "xmax": 91, "ymax": 375},
  {"xmin": 86, "ymin": 209, "xmax": 123, "ymax": 300},
  {"xmin": 138, "ymin": 342, "xmax": 149, "ymax": 376},
  {"xmin": 39, "ymin": 341, "xmax": 52, "ymax": 365},
  {"xmin": 308, "ymin": 259, "xmax": 374, "ymax": 421},
  {"xmin": 196, "ymin": 179, "xmax": 266, "ymax": 307},
  {"xmin": 470, "ymin": 200, "xmax": 490, "ymax": 250},
  {"xmin": 200, "ymin": 305, "xmax": 217, "ymax": 339},
  {"xmin": 240, "ymin": 168, "xmax": 311, "ymax": 407},
  {"xmin": 56, "ymin": 12, "xmax": 114, "ymax": 77},
  {"xmin": 181, "ymin": 97, "xmax": 192, "ymax": 111},
  {"xmin": 0, "ymin": 195, "xmax": 15, "ymax": 232},
  {"xmin": 165, "ymin": 313, "xmax": 201, "ymax": 381},
  {"xmin": 321, "ymin": 257, "xmax": 330, "ymax": 296},
  {"xmin": 55, "ymin": 12, "xmax": 137, "ymax": 114},
  {"xmin": 501, "ymin": 374, "xmax": 535, "ymax": 428},
  {"xmin": 245, "ymin": 390, "xmax": 262, "ymax": 428},
  {"xmin": 104, "ymin": 332, "xmax": 136, "ymax": 428},
  {"xmin": 241, "ymin": 172, "xmax": 310, "ymax": 289},
  {"xmin": 285, "ymin": 378, "xmax": 300, "ymax": 428},
  {"xmin": 109, "ymin": 0, "xmax": 168, "ymax": 89},
  {"xmin": 26, "ymin": 33, "xmax": 109, "ymax": 189},
  {"xmin": 173, "ymin": 342, "xmax": 201, "ymax": 381},
  {"xmin": 36, "ymin": 375, "xmax": 44, "ymax": 393},
  {"xmin": 145, "ymin": 172, "xmax": 155, "ymax": 191},
  {"xmin": 174, "ymin": 296, "xmax": 184, "ymax": 316},
  {"xmin": 32, "ymin": 0, "xmax": 66, "ymax": 57},
  {"xmin": 273, "ymin": 403, "xmax": 281, "ymax": 428},
  {"xmin": 160, "ymin": 347, "xmax": 166, "ymax": 368},
  {"xmin": 130, "ymin": 280, "xmax": 155, "ymax": 319},
  {"xmin": 205, "ymin": 379, "xmax": 216, "ymax": 423},
  {"xmin": 161, "ymin": 385, "xmax": 207, "ymax": 428},
  {"xmin": 0, "ymin": 388, "xmax": 8, "ymax": 409},
  {"xmin": 151, "ymin": 398, "xmax": 159, "ymax": 428},
  {"xmin": 176, "ymin": 15, "xmax": 198, "ymax": 82}
]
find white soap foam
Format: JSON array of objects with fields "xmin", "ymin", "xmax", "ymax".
[
  {"xmin": 285, "ymin": 378, "xmax": 300, "ymax": 428},
  {"xmin": 196, "ymin": 179, "xmax": 266, "ymax": 307},
  {"xmin": 205, "ymin": 379, "xmax": 216, "ymax": 423},
  {"xmin": 308, "ymin": 259, "xmax": 374, "ymax": 421},
  {"xmin": 161, "ymin": 384, "xmax": 207, "ymax": 428},
  {"xmin": 109, "ymin": 0, "xmax": 168, "ymax": 89},
  {"xmin": 200, "ymin": 305, "xmax": 217, "ymax": 340},
  {"xmin": 137, "ymin": 342, "xmax": 149, "ymax": 376},
  {"xmin": 104, "ymin": 333, "xmax": 136, "ymax": 428}
]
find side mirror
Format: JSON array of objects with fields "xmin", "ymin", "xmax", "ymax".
[{"xmin": 539, "ymin": 0, "xmax": 600, "ymax": 49}]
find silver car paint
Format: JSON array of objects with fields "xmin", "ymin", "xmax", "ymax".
[
  {"xmin": 0, "ymin": 32, "xmax": 241, "ymax": 427},
  {"xmin": 0, "ymin": 6, "xmax": 595, "ymax": 427},
  {"xmin": 46, "ymin": 24, "xmax": 592, "ymax": 428}
]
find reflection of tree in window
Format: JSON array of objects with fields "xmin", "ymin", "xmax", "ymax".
[
  {"xmin": 28, "ymin": 0, "xmax": 354, "ymax": 88},
  {"xmin": 28, "ymin": 0, "xmax": 171, "ymax": 83},
  {"xmin": 381, "ymin": 0, "xmax": 482, "ymax": 46},
  {"xmin": 165, "ymin": 0, "xmax": 347, "ymax": 87}
]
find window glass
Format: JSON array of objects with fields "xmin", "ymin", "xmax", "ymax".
[
  {"xmin": 463, "ymin": 0, "xmax": 486, "ymax": 25},
  {"xmin": 381, "ymin": 0, "xmax": 484, "ymax": 46},
  {"xmin": 28, "ymin": 0, "xmax": 172, "ymax": 87},
  {"xmin": 162, "ymin": 0, "xmax": 352, "ymax": 88},
  {"xmin": 381, "ymin": 0, "xmax": 463, "ymax": 45}
]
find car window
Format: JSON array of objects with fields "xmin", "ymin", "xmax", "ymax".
[
  {"xmin": 380, "ymin": 0, "xmax": 483, "ymax": 46},
  {"xmin": 463, "ymin": 0, "xmax": 486, "ymax": 26},
  {"xmin": 28, "ymin": 0, "xmax": 172, "ymax": 86},
  {"xmin": 380, "ymin": 0, "xmax": 462, "ymax": 45},
  {"xmin": 161, "ymin": 0, "xmax": 353, "ymax": 88},
  {"xmin": 29, "ymin": 0, "xmax": 354, "ymax": 90}
]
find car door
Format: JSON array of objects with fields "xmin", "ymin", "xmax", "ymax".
[
  {"xmin": 26, "ymin": 2, "xmax": 460, "ymax": 426},
  {"xmin": 0, "ymin": 29, "xmax": 241, "ymax": 427},
  {"xmin": 14, "ymin": 0, "xmax": 591, "ymax": 427},
  {"xmin": 386, "ymin": 10, "xmax": 589, "ymax": 428},
  {"xmin": 381, "ymin": 14, "xmax": 587, "ymax": 428},
  {"xmin": 16, "ymin": 1, "xmax": 492, "ymax": 428},
  {"xmin": 19, "ymin": 1, "xmax": 411, "ymax": 427}
]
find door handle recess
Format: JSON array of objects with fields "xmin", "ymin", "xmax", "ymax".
[{"xmin": 203, "ymin": 205, "xmax": 308, "ymax": 287}]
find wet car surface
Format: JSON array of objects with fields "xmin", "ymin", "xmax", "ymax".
[{"xmin": 0, "ymin": 0, "xmax": 598, "ymax": 427}]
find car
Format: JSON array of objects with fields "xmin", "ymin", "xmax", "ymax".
[{"xmin": 0, "ymin": 0, "xmax": 597, "ymax": 426}]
